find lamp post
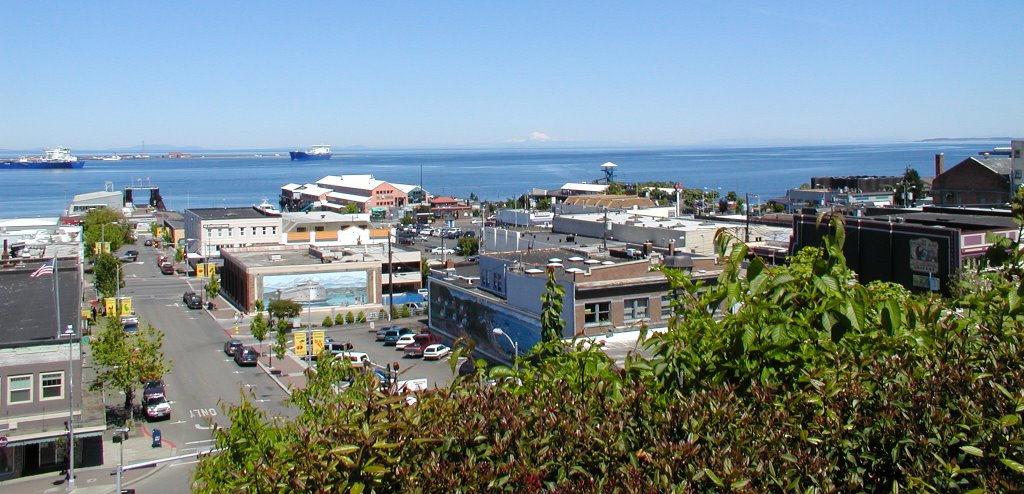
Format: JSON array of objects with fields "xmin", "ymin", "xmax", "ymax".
[
  {"xmin": 492, "ymin": 328, "xmax": 518, "ymax": 370},
  {"xmin": 114, "ymin": 426, "xmax": 130, "ymax": 494},
  {"xmin": 61, "ymin": 325, "xmax": 76, "ymax": 491}
]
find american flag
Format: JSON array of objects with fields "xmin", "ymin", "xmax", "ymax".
[{"xmin": 30, "ymin": 258, "xmax": 55, "ymax": 278}]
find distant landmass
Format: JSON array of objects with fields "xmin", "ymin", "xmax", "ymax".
[{"xmin": 919, "ymin": 137, "xmax": 1016, "ymax": 142}]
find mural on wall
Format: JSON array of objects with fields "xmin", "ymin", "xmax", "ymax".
[
  {"xmin": 430, "ymin": 282, "xmax": 540, "ymax": 359},
  {"xmin": 262, "ymin": 271, "xmax": 368, "ymax": 308}
]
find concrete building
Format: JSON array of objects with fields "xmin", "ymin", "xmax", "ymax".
[
  {"xmin": 218, "ymin": 243, "xmax": 423, "ymax": 314},
  {"xmin": 0, "ymin": 257, "xmax": 105, "ymax": 480},
  {"xmin": 427, "ymin": 247, "xmax": 721, "ymax": 365},
  {"xmin": 551, "ymin": 210, "xmax": 791, "ymax": 257},
  {"xmin": 281, "ymin": 211, "xmax": 376, "ymax": 247},
  {"xmin": 183, "ymin": 207, "xmax": 283, "ymax": 261}
]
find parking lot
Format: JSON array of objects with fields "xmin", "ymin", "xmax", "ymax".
[{"xmin": 302, "ymin": 319, "xmax": 463, "ymax": 390}]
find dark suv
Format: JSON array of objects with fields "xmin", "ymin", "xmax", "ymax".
[{"xmin": 182, "ymin": 291, "xmax": 202, "ymax": 309}]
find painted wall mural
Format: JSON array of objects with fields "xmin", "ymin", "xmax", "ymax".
[{"xmin": 262, "ymin": 270, "xmax": 368, "ymax": 308}]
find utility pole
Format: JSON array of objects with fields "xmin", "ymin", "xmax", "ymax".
[{"xmin": 745, "ymin": 192, "xmax": 750, "ymax": 243}]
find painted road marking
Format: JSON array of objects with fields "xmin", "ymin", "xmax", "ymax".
[{"xmin": 186, "ymin": 439, "xmax": 216, "ymax": 445}]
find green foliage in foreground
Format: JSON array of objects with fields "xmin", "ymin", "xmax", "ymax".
[{"xmin": 193, "ymin": 217, "xmax": 1024, "ymax": 492}]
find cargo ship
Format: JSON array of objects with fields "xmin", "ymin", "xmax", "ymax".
[
  {"xmin": 1, "ymin": 147, "xmax": 85, "ymax": 169},
  {"xmin": 289, "ymin": 144, "xmax": 332, "ymax": 161}
]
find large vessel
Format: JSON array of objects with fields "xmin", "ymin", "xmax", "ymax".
[
  {"xmin": 1, "ymin": 147, "xmax": 85, "ymax": 169},
  {"xmin": 274, "ymin": 280, "xmax": 328, "ymax": 303},
  {"xmin": 289, "ymin": 144, "xmax": 332, "ymax": 161}
]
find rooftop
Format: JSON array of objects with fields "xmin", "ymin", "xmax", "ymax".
[
  {"xmin": 0, "ymin": 257, "xmax": 82, "ymax": 347},
  {"xmin": 186, "ymin": 207, "xmax": 276, "ymax": 220}
]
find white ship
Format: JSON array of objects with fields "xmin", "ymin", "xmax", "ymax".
[{"xmin": 275, "ymin": 280, "xmax": 328, "ymax": 303}]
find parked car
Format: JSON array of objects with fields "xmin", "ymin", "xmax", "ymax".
[
  {"xmin": 431, "ymin": 246, "xmax": 455, "ymax": 255},
  {"xmin": 383, "ymin": 328, "xmax": 415, "ymax": 346},
  {"xmin": 182, "ymin": 291, "xmax": 202, "ymax": 309},
  {"xmin": 234, "ymin": 347, "xmax": 260, "ymax": 366},
  {"xmin": 160, "ymin": 262, "xmax": 174, "ymax": 275},
  {"xmin": 143, "ymin": 379, "xmax": 166, "ymax": 401},
  {"xmin": 121, "ymin": 315, "xmax": 139, "ymax": 334},
  {"xmin": 423, "ymin": 344, "xmax": 451, "ymax": 360},
  {"xmin": 404, "ymin": 344, "xmax": 426, "ymax": 358},
  {"xmin": 335, "ymin": 351, "xmax": 371, "ymax": 369},
  {"xmin": 143, "ymin": 239, "xmax": 154, "ymax": 246},
  {"xmin": 144, "ymin": 396, "xmax": 171, "ymax": 420},
  {"xmin": 375, "ymin": 325, "xmax": 404, "ymax": 341},
  {"xmin": 223, "ymin": 339, "xmax": 244, "ymax": 356},
  {"xmin": 394, "ymin": 334, "xmax": 417, "ymax": 350}
]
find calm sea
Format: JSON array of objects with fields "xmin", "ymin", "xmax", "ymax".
[{"xmin": 0, "ymin": 142, "xmax": 1002, "ymax": 218}]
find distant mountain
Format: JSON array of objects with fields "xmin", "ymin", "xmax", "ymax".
[{"xmin": 919, "ymin": 137, "xmax": 1016, "ymax": 142}]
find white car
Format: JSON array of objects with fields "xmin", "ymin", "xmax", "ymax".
[
  {"xmin": 394, "ymin": 334, "xmax": 417, "ymax": 350},
  {"xmin": 431, "ymin": 247, "xmax": 455, "ymax": 255},
  {"xmin": 144, "ymin": 396, "xmax": 171, "ymax": 420},
  {"xmin": 422, "ymin": 344, "xmax": 451, "ymax": 360}
]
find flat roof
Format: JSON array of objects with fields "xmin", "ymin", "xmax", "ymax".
[
  {"xmin": 225, "ymin": 244, "xmax": 419, "ymax": 269},
  {"xmin": 185, "ymin": 207, "xmax": 273, "ymax": 220},
  {"xmin": 0, "ymin": 258, "xmax": 82, "ymax": 347}
]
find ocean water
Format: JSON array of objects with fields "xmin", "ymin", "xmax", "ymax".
[{"xmin": 0, "ymin": 142, "xmax": 1002, "ymax": 218}]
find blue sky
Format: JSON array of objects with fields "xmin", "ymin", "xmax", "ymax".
[{"xmin": 1, "ymin": 1, "xmax": 1020, "ymax": 150}]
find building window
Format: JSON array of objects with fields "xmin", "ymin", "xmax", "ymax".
[
  {"xmin": 297, "ymin": 227, "xmax": 307, "ymax": 233},
  {"xmin": 40, "ymin": 372, "xmax": 64, "ymax": 400},
  {"xmin": 8, "ymin": 375, "xmax": 32, "ymax": 404},
  {"xmin": 661, "ymin": 294, "xmax": 674, "ymax": 319},
  {"xmin": 252, "ymin": 227, "xmax": 257, "ymax": 235},
  {"xmin": 239, "ymin": 227, "xmax": 245, "ymax": 236},
  {"xmin": 584, "ymin": 302, "xmax": 611, "ymax": 327},
  {"xmin": 262, "ymin": 227, "xmax": 267, "ymax": 235},
  {"xmin": 314, "ymin": 226, "xmax": 325, "ymax": 232},
  {"xmin": 624, "ymin": 298, "xmax": 649, "ymax": 321}
]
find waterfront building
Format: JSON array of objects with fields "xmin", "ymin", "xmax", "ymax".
[
  {"xmin": 931, "ymin": 155, "xmax": 1013, "ymax": 208},
  {"xmin": 280, "ymin": 174, "xmax": 421, "ymax": 216},
  {"xmin": 183, "ymin": 207, "xmax": 282, "ymax": 261}
]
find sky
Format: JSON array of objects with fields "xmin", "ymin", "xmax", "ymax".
[{"xmin": 1, "ymin": 1, "xmax": 1021, "ymax": 150}]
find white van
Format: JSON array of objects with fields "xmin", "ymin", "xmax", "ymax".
[{"xmin": 336, "ymin": 351, "xmax": 371, "ymax": 369}]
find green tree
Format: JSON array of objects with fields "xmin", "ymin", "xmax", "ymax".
[
  {"xmin": 174, "ymin": 246, "xmax": 184, "ymax": 263},
  {"xmin": 90, "ymin": 317, "xmax": 172, "ymax": 419},
  {"xmin": 321, "ymin": 316, "xmax": 334, "ymax": 327},
  {"xmin": 344, "ymin": 202, "xmax": 359, "ymax": 214},
  {"xmin": 539, "ymin": 268, "xmax": 566, "ymax": 345},
  {"xmin": 273, "ymin": 326, "xmax": 288, "ymax": 364},
  {"xmin": 335, "ymin": 313, "xmax": 345, "ymax": 325},
  {"xmin": 536, "ymin": 197, "xmax": 551, "ymax": 211},
  {"xmin": 457, "ymin": 236, "xmax": 479, "ymax": 256},
  {"xmin": 205, "ymin": 275, "xmax": 220, "ymax": 302},
  {"xmin": 93, "ymin": 253, "xmax": 123, "ymax": 298},
  {"xmin": 268, "ymin": 299, "xmax": 302, "ymax": 325},
  {"xmin": 250, "ymin": 311, "xmax": 270, "ymax": 366},
  {"xmin": 895, "ymin": 167, "xmax": 924, "ymax": 206},
  {"xmin": 605, "ymin": 182, "xmax": 626, "ymax": 195},
  {"xmin": 83, "ymin": 208, "xmax": 131, "ymax": 260}
]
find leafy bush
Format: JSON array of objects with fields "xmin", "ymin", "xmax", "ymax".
[
  {"xmin": 335, "ymin": 313, "xmax": 345, "ymax": 326},
  {"xmin": 321, "ymin": 316, "xmax": 333, "ymax": 327},
  {"xmin": 194, "ymin": 219, "xmax": 1024, "ymax": 492}
]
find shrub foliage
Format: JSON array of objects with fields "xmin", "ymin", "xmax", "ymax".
[{"xmin": 194, "ymin": 217, "xmax": 1024, "ymax": 492}]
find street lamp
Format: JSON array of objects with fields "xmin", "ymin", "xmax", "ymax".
[
  {"xmin": 60, "ymin": 325, "xmax": 76, "ymax": 491},
  {"xmin": 114, "ymin": 426, "xmax": 130, "ymax": 494},
  {"xmin": 492, "ymin": 328, "xmax": 518, "ymax": 370}
]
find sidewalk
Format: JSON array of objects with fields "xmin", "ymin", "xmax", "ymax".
[{"xmin": 206, "ymin": 295, "xmax": 429, "ymax": 394}]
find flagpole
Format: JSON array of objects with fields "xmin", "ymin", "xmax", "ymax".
[{"xmin": 52, "ymin": 257, "xmax": 76, "ymax": 491}]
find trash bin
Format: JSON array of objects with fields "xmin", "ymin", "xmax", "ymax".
[{"xmin": 152, "ymin": 428, "xmax": 162, "ymax": 448}]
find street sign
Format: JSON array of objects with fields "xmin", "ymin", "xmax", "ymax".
[
  {"xmin": 0, "ymin": 436, "xmax": 8, "ymax": 447},
  {"xmin": 293, "ymin": 332, "xmax": 307, "ymax": 356}
]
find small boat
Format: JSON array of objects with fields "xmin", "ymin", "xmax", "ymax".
[
  {"xmin": 100, "ymin": 154, "xmax": 123, "ymax": 161},
  {"xmin": 289, "ymin": 144, "xmax": 332, "ymax": 161},
  {"xmin": 1, "ymin": 147, "xmax": 85, "ymax": 170}
]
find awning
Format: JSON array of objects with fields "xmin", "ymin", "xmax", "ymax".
[{"xmin": 2, "ymin": 424, "xmax": 106, "ymax": 447}]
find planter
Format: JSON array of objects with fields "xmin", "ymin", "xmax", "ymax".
[{"xmin": 269, "ymin": 368, "xmax": 283, "ymax": 376}]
